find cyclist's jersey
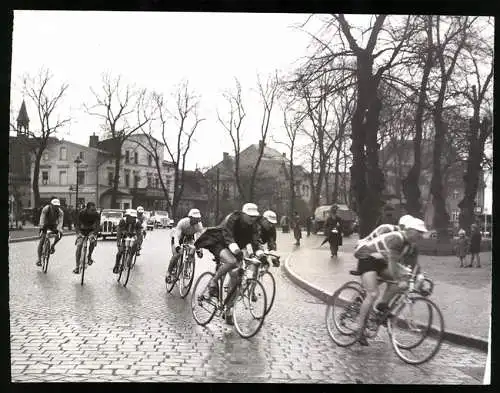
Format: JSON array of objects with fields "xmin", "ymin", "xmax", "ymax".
[
  {"xmin": 355, "ymin": 224, "xmax": 399, "ymax": 252},
  {"xmin": 221, "ymin": 211, "xmax": 263, "ymax": 253},
  {"xmin": 354, "ymin": 231, "xmax": 415, "ymax": 267},
  {"xmin": 136, "ymin": 214, "xmax": 147, "ymax": 231},
  {"xmin": 172, "ymin": 217, "xmax": 204, "ymax": 248},
  {"xmin": 117, "ymin": 217, "xmax": 142, "ymax": 239},
  {"xmin": 77, "ymin": 209, "xmax": 100, "ymax": 232},
  {"xmin": 258, "ymin": 217, "xmax": 277, "ymax": 251},
  {"xmin": 39, "ymin": 205, "xmax": 64, "ymax": 231}
]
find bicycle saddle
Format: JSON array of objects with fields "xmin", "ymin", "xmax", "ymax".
[{"xmin": 349, "ymin": 270, "xmax": 362, "ymax": 276}]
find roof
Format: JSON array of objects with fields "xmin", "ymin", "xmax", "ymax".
[{"xmin": 16, "ymin": 100, "xmax": 30, "ymax": 125}]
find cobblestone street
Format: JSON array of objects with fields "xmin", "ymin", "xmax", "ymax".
[{"xmin": 9, "ymin": 230, "xmax": 487, "ymax": 383}]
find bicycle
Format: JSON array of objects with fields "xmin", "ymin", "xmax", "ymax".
[
  {"xmin": 166, "ymin": 242, "xmax": 197, "ymax": 298},
  {"xmin": 40, "ymin": 230, "xmax": 59, "ymax": 274},
  {"xmin": 191, "ymin": 254, "xmax": 268, "ymax": 339},
  {"xmin": 117, "ymin": 235, "xmax": 138, "ymax": 287},
  {"xmin": 325, "ymin": 263, "xmax": 444, "ymax": 365},
  {"xmin": 247, "ymin": 251, "xmax": 280, "ymax": 316},
  {"xmin": 77, "ymin": 234, "xmax": 92, "ymax": 286}
]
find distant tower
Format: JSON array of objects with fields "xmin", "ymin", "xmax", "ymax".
[{"xmin": 16, "ymin": 100, "xmax": 30, "ymax": 136}]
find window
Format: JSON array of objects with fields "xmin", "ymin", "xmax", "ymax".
[
  {"xmin": 43, "ymin": 152, "xmax": 49, "ymax": 161},
  {"xmin": 77, "ymin": 170, "xmax": 85, "ymax": 185},
  {"xmin": 147, "ymin": 173, "xmax": 153, "ymax": 187},
  {"xmin": 451, "ymin": 209, "xmax": 460, "ymax": 222},
  {"xmin": 59, "ymin": 171, "xmax": 67, "ymax": 185},
  {"xmin": 79, "ymin": 151, "xmax": 85, "ymax": 160},
  {"xmin": 222, "ymin": 183, "xmax": 230, "ymax": 200},
  {"xmin": 125, "ymin": 172, "xmax": 130, "ymax": 187},
  {"xmin": 59, "ymin": 198, "xmax": 67, "ymax": 207},
  {"xmin": 42, "ymin": 171, "xmax": 49, "ymax": 185},
  {"xmin": 59, "ymin": 147, "xmax": 67, "ymax": 160},
  {"xmin": 148, "ymin": 154, "xmax": 153, "ymax": 166},
  {"xmin": 134, "ymin": 151, "xmax": 138, "ymax": 164},
  {"xmin": 154, "ymin": 177, "xmax": 159, "ymax": 189},
  {"xmin": 108, "ymin": 172, "xmax": 114, "ymax": 186},
  {"xmin": 452, "ymin": 190, "xmax": 460, "ymax": 200},
  {"xmin": 134, "ymin": 175, "xmax": 140, "ymax": 188},
  {"xmin": 125, "ymin": 150, "xmax": 130, "ymax": 164},
  {"xmin": 166, "ymin": 179, "xmax": 171, "ymax": 189},
  {"xmin": 123, "ymin": 202, "xmax": 130, "ymax": 210}
]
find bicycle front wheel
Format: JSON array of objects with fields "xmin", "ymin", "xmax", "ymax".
[
  {"xmin": 80, "ymin": 241, "xmax": 87, "ymax": 286},
  {"xmin": 42, "ymin": 239, "xmax": 50, "ymax": 273},
  {"xmin": 117, "ymin": 252, "xmax": 127, "ymax": 283},
  {"xmin": 191, "ymin": 271, "xmax": 217, "ymax": 326},
  {"xmin": 233, "ymin": 279, "xmax": 267, "ymax": 339},
  {"xmin": 325, "ymin": 283, "xmax": 364, "ymax": 347},
  {"xmin": 166, "ymin": 258, "xmax": 182, "ymax": 294},
  {"xmin": 259, "ymin": 271, "xmax": 276, "ymax": 316},
  {"xmin": 388, "ymin": 296, "xmax": 445, "ymax": 365},
  {"xmin": 123, "ymin": 251, "xmax": 133, "ymax": 287},
  {"xmin": 179, "ymin": 255, "xmax": 195, "ymax": 299}
]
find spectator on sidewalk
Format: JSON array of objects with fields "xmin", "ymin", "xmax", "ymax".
[
  {"xmin": 454, "ymin": 229, "xmax": 469, "ymax": 268},
  {"xmin": 280, "ymin": 215, "xmax": 290, "ymax": 233},
  {"xmin": 66, "ymin": 205, "xmax": 75, "ymax": 230},
  {"xmin": 292, "ymin": 212, "xmax": 302, "ymax": 246},
  {"xmin": 306, "ymin": 216, "xmax": 314, "ymax": 237},
  {"xmin": 468, "ymin": 224, "xmax": 482, "ymax": 268}
]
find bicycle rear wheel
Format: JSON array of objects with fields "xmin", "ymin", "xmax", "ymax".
[
  {"xmin": 233, "ymin": 279, "xmax": 267, "ymax": 339},
  {"xmin": 166, "ymin": 257, "xmax": 182, "ymax": 294},
  {"xmin": 42, "ymin": 239, "xmax": 50, "ymax": 273},
  {"xmin": 259, "ymin": 271, "xmax": 276, "ymax": 316},
  {"xmin": 388, "ymin": 296, "xmax": 444, "ymax": 365},
  {"xmin": 191, "ymin": 271, "xmax": 217, "ymax": 326},
  {"xmin": 123, "ymin": 251, "xmax": 133, "ymax": 287},
  {"xmin": 117, "ymin": 252, "xmax": 127, "ymax": 283},
  {"xmin": 179, "ymin": 254, "xmax": 195, "ymax": 299},
  {"xmin": 325, "ymin": 283, "xmax": 364, "ymax": 347},
  {"xmin": 80, "ymin": 241, "xmax": 87, "ymax": 286}
]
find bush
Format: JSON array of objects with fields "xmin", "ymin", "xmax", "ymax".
[{"xmin": 417, "ymin": 238, "xmax": 492, "ymax": 256}]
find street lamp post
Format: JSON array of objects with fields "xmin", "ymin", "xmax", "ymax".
[{"xmin": 74, "ymin": 156, "xmax": 82, "ymax": 210}]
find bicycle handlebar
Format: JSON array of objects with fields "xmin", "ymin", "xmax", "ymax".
[{"xmin": 263, "ymin": 251, "xmax": 280, "ymax": 260}]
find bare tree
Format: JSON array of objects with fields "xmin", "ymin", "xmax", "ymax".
[
  {"xmin": 20, "ymin": 68, "xmax": 70, "ymax": 208},
  {"xmin": 217, "ymin": 78, "xmax": 247, "ymax": 201},
  {"xmin": 85, "ymin": 73, "xmax": 150, "ymax": 209}
]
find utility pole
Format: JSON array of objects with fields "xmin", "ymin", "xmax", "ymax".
[{"xmin": 215, "ymin": 168, "xmax": 220, "ymax": 225}]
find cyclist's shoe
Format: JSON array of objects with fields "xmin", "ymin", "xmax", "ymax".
[
  {"xmin": 224, "ymin": 310, "xmax": 234, "ymax": 326},
  {"xmin": 208, "ymin": 282, "xmax": 219, "ymax": 298},
  {"xmin": 113, "ymin": 265, "xmax": 120, "ymax": 274},
  {"xmin": 36, "ymin": 260, "xmax": 42, "ymax": 267},
  {"xmin": 165, "ymin": 275, "xmax": 172, "ymax": 284},
  {"xmin": 50, "ymin": 246, "xmax": 56, "ymax": 254},
  {"xmin": 72, "ymin": 267, "xmax": 80, "ymax": 274},
  {"xmin": 87, "ymin": 258, "xmax": 94, "ymax": 266},
  {"xmin": 358, "ymin": 334, "xmax": 369, "ymax": 346}
]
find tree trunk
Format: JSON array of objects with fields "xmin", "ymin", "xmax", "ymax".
[
  {"xmin": 333, "ymin": 143, "xmax": 341, "ymax": 204},
  {"xmin": 111, "ymin": 148, "xmax": 121, "ymax": 209},
  {"xmin": 32, "ymin": 148, "xmax": 43, "ymax": 209},
  {"xmin": 289, "ymin": 152, "xmax": 296, "ymax": 218}
]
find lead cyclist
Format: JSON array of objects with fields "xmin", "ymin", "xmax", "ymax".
[{"xmin": 353, "ymin": 216, "xmax": 427, "ymax": 346}]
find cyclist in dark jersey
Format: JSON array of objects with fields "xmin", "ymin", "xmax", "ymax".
[
  {"xmin": 113, "ymin": 209, "xmax": 143, "ymax": 274},
  {"xmin": 73, "ymin": 202, "xmax": 100, "ymax": 274},
  {"xmin": 36, "ymin": 198, "xmax": 64, "ymax": 266}
]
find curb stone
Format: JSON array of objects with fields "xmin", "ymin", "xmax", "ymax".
[{"xmin": 283, "ymin": 251, "xmax": 488, "ymax": 352}]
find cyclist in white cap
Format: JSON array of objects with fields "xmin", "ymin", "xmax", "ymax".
[
  {"xmin": 36, "ymin": 197, "xmax": 64, "ymax": 267},
  {"xmin": 355, "ymin": 214, "xmax": 414, "ymax": 252},
  {"xmin": 353, "ymin": 216, "xmax": 427, "ymax": 346},
  {"xmin": 194, "ymin": 202, "xmax": 266, "ymax": 325},
  {"xmin": 113, "ymin": 209, "xmax": 143, "ymax": 274},
  {"xmin": 165, "ymin": 208, "xmax": 204, "ymax": 284},
  {"xmin": 135, "ymin": 206, "xmax": 147, "ymax": 256}
]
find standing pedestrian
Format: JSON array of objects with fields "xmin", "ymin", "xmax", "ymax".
[
  {"xmin": 454, "ymin": 229, "xmax": 469, "ymax": 268},
  {"xmin": 306, "ymin": 216, "xmax": 313, "ymax": 237},
  {"xmin": 292, "ymin": 212, "xmax": 302, "ymax": 246},
  {"xmin": 322, "ymin": 205, "xmax": 343, "ymax": 257},
  {"xmin": 468, "ymin": 224, "xmax": 482, "ymax": 268}
]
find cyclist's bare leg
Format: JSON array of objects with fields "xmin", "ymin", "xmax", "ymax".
[
  {"xmin": 88, "ymin": 236, "xmax": 97, "ymax": 261},
  {"xmin": 376, "ymin": 267, "xmax": 398, "ymax": 310},
  {"xmin": 209, "ymin": 249, "xmax": 238, "ymax": 292},
  {"xmin": 75, "ymin": 235, "xmax": 83, "ymax": 270},
  {"xmin": 358, "ymin": 271, "xmax": 380, "ymax": 344},
  {"xmin": 167, "ymin": 251, "xmax": 181, "ymax": 275},
  {"xmin": 37, "ymin": 234, "xmax": 46, "ymax": 263}
]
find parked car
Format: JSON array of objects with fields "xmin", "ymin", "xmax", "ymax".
[
  {"xmin": 144, "ymin": 211, "xmax": 155, "ymax": 231},
  {"xmin": 99, "ymin": 209, "xmax": 124, "ymax": 239},
  {"xmin": 152, "ymin": 210, "xmax": 171, "ymax": 228},
  {"xmin": 313, "ymin": 204, "xmax": 357, "ymax": 236}
]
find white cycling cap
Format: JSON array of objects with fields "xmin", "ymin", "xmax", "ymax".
[
  {"xmin": 242, "ymin": 203, "xmax": 260, "ymax": 217},
  {"xmin": 188, "ymin": 208, "xmax": 202, "ymax": 218},
  {"xmin": 136, "ymin": 206, "xmax": 144, "ymax": 213},
  {"xmin": 398, "ymin": 214, "xmax": 414, "ymax": 228},
  {"xmin": 406, "ymin": 217, "xmax": 427, "ymax": 233},
  {"xmin": 125, "ymin": 209, "xmax": 137, "ymax": 217},
  {"xmin": 51, "ymin": 198, "xmax": 61, "ymax": 206},
  {"xmin": 263, "ymin": 210, "xmax": 278, "ymax": 224}
]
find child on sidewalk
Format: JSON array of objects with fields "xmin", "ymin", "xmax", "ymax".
[
  {"xmin": 468, "ymin": 224, "xmax": 482, "ymax": 268},
  {"xmin": 455, "ymin": 229, "xmax": 469, "ymax": 268}
]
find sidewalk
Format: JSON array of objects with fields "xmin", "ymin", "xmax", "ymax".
[
  {"xmin": 8, "ymin": 226, "xmax": 76, "ymax": 243},
  {"xmin": 281, "ymin": 233, "xmax": 491, "ymax": 351}
]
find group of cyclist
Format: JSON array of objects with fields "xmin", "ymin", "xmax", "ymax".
[{"xmin": 35, "ymin": 195, "xmax": 427, "ymax": 339}]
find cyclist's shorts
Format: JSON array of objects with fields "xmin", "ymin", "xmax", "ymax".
[
  {"xmin": 42, "ymin": 225, "xmax": 59, "ymax": 234},
  {"xmin": 194, "ymin": 227, "xmax": 225, "ymax": 259},
  {"xmin": 79, "ymin": 228, "xmax": 95, "ymax": 237},
  {"xmin": 356, "ymin": 256, "xmax": 387, "ymax": 275}
]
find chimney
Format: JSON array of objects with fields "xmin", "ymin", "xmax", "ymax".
[
  {"xmin": 223, "ymin": 152, "xmax": 229, "ymax": 162},
  {"xmin": 89, "ymin": 133, "xmax": 99, "ymax": 148}
]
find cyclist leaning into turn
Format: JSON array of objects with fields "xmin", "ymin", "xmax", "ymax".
[
  {"xmin": 113, "ymin": 209, "xmax": 143, "ymax": 274},
  {"xmin": 353, "ymin": 216, "xmax": 427, "ymax": 346},
  {"xmin": 136, "ymin": 206, "xmax": 147, "ymax": 256},
  {"xmin": 73, "ymin": 202, "xmax": 100, "ymax": 274},
  {"xmin": 165, "ymin": 208, "xmax": 204, "ymax": 284},
  {"xmin": 36, "ymin": 198, "xmax": 64, "ymax": 267},
  {"xmin": 257, "ymin": 210, "xmax": 280, "ymax": 267}
]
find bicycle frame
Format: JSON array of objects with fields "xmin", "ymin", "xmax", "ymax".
[{"xmin": 121, "ymin": 236, "xmax": 137, "ymax": 267}]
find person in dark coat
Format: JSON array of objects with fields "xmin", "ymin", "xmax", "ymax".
[
  {"xmin": 306, "ymin": 216, "xmax": 313, "ymax": 237},
  {"xmin": 468, "ymin": 223, "xmax": 482, "ymax": 268},
  {"xmin": 292, "ymin": 212, "xmax": 302, "ymax": 246},
  {"xmin": 322, "ymin": 205, "xmax": 343, "ymax": 257}
]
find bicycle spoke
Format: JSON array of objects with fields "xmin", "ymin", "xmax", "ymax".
[{"xmin": 233, "ymin": 279, "xmax": 267, "ymax": 338}]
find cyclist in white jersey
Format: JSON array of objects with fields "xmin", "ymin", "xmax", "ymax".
[
  {"xmin": 165, "ymin": 209, "xmax": 204, "ymax": 284},
  {"xmin": 354, "ymin": 214, "xmax": 414, "ymax": 252},
  {"xmin": 353, "ymin": 216, "xmax": 427, "ymax": 345}
]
